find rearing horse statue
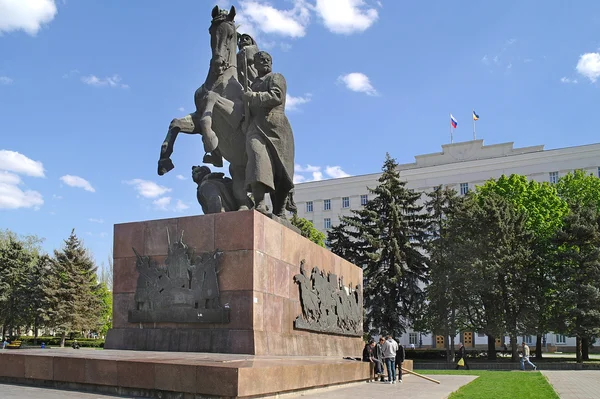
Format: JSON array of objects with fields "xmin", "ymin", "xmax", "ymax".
[{"xmin": 158, "ymin": 5, "xmax": 250, "ymax": 210}]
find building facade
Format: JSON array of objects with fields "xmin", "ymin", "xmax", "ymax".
[{"xmin": 294, "ymin": 139, "xmax": 600, "ymax": 351}]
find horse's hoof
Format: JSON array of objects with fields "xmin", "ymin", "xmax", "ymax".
[
  {"xmin": 237, "ymin": 206, "xmax": 249, "ymax": 211},
  {"xmin": 158, "ymin": 158, "xmax": 175, "ymax": 176}
]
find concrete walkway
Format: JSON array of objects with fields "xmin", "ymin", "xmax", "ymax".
[
  {"xmin": 1, "ymin": 375, "xmax": 477, "ymax": 399},
  {"xmin": 280, "ymin": 374, "xmax": 478, "ymax": 399},
  {"xmin": 542, "ymin": 371, "xmax": 600, "ymax": 399}
]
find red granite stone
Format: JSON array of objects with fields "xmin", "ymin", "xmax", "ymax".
[
  {"xmin": 219, "ymin": 290, "xmax": 253, "ymax": 330},
  {"xmin": 0, "ymin": 353, "xmax": 24, "ymax": 378},
  {"xmin": 262, "ymin": 215, "xmax": 282, "ymax": 259},
  {"xmin": 252, "ymin": 291, "xmax": 264, "ymax": 331},
  {"xmin": 155, "ymin": 363, "xmax": 197, "ymax": 393},
  {"xmin": 114, "ymin": 222, "xmax": 145, "ymax": 259},
  {"xmin": 263, "ymin": 294, "xmax": 284, "ymax": 334},
  {"xmin": 54, "ymin": 356, "xmax": 85, "ymax": 383},
  {"xmin": 271, "ymin": 258, "xmax": 290, "ymax": 299},
  {"xmin": 252, "ymin": 251, "xmax": 269, "ymax": 294},
  {"xmin": 112, "ymin": 292, "xmax": 135, "ymax": 328},
  {"xmin": 228, "ymin": 330, "xmax": 255, "ymax": 354},
  {"xmin": 218, "ymin": 250, "xmax": 254, "ymax": 291},
  {"xmin": 144, "ymin": 218, "xmax": 178, "ymax": 256},
  {"xmin": 117, "ymin": 361, "xmax": 155, "ymax": 389},
  {"xmin": 24, "ymin": 355, "xmax": 52, "ymax": 380},
  {"xmin": 112, "ymin": 257, "xmax": 137, "ymax": 294},
  {"xmin": 85, "ymin": 359, "xmax": 118, "ymax": 386},
  {"xmin": 195, "ymin": 365, "xmax": 238, "ymax": 397},
  {"xmin": 178, "ymin": 214, "xmax": 215, "ymax": 252},
  {"xmin": 214, "ymin": 210, "xmax": 255, "ymax": 251}
]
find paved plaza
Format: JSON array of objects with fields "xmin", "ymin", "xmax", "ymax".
[
  {"xmin": 542, "ymin": 371, "xmax": 600, "ymax": 399},
  {"xmin": 2, "ymin": 370, "xmax": 600, "ymax": 398}
]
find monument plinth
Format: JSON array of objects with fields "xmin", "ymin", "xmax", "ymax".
[{"xmin": 105, "ymin": 210, "xmax": 364, "ymax": 357}]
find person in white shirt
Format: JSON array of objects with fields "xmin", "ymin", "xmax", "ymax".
[{"xmin": 381, "ymin": 335, "xmax": 399, "ymax": 383}]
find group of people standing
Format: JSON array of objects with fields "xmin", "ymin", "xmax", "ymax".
[{"xmin": 362, "ymin": 336, "xmax": 405, "ymax": 383}]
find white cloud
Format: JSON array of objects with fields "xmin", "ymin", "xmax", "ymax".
[
  {"xmin": 52, "ymin": 194, "xmax": 62, "ymax": 199},
  {"xmin": 0, "ymin": 0, "xmax": 57, "ymax": 36},
  {"xmin": 0, "ymin": 171, "xmax": 44, "ymax": 209},
  {"xmin": 325, "ymin": 166, "xmax": 351, "ymax": 178},
  {"xmin": 560, "ymin": 77, "xmax": 578, "ymax": 84},
  {"xmin": 337, "ymin": 72, "xmax": 378, "ymax": 96},
  {"xmin": 286, "ymin": 93, "xmax": 311, "ymax": 111},
  {"xmin": 89, "ymin": 218, "xmax": 104, "ymax": 223},
  {"xmin": 314, "ymin": 0, "xmax": 378, "ymax": 34},
  {"xmin": 174, "ymin": 200, "xmax": 189, "ymax": 211},
  {"xmin": 124, "ymin": 179, "xmax": 171, "ymax": 198},
  {"xmin": 178, "ymin": 107, "xmax": 185, "ymax": 112},
  {"xmin": 293, "ymin": 174, "xmax": 306, "ymax": 184},
  {"xmin": 81, "ymin": 74, "xmax": 129, "ymax": 89},
  {"xmin": 0, "ymin": 76, "xmax": 13, "ymax": 84},
  {"xmin": 60, "ymin": 175, "xmax": 95, "ymax": 192},
  {"xmin": 0, "ymin": 150, "xmax": 45, "ymax": 177},
  {"xmin": 153, "ymin": 196, "xmax": 171, "ymax": 211},
  {"xmin": 576, "ymin": 52, "xmax": 600, "ymax": 83},
  {"xmin": 294, "ymin": 164, "xmax": 351, "ymax": 183},
  {"xmin": 237, "ymin": 0, "xmax": 310, "ymax": 38},
  {"xmin": 176, "ymin": 174, "xmax": 186, "ymax": 180}
]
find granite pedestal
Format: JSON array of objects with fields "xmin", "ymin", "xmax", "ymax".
[{"xmin": 106, "ymin": 210, "xmax": 364, "ymax": 356}]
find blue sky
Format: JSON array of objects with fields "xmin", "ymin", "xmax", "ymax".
[{"xmin": 1, "ymin": 0, "xmax": 600, "ymax": 266}]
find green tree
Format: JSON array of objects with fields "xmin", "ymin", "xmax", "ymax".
[
  {"xmin": 0, "ymin": 238, "xmax": 34, "ymax": 337},
  {"xmin": 556, "ymin": 169, "xmax": 600, "ymax": 211},
  {"xmin": 96, "ymin": 282, "xmax": 113, "ymax": 336},
  {"xmin": 419, "ymin": 185, "xmax": 462, "ymax": 362},
  {"xmin": 476, "ymin": 174, "xmax": 568, "ymax": 358},
  {"xmin": 290, "ymin": 215, "xmax": 326, "ymax": 247},
  {"xmin": 332, "ymin": 154, "xmax": 430, "ymax": 337},
  {"xmin": 555, "ymin": 170, "xmax": 600, "ymax": 360},
  {"xmin": 552, "ymin": 205, "xmax": 600, "ymax": 363},
  {"xmin": 41, "ymin": 230, "xmax": 104, "ymax": 346},
  {"xmin": 448, "ymin": 192, "xmax": 537, "ymax": 361}
]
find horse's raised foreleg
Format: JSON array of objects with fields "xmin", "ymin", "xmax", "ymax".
[{"xmin": 158, "ymin": 115, "xmax": 196, "ymax": 176}]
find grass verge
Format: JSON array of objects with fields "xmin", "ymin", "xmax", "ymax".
[{"xmin": 416, "ymin": 370, "xmax": 559, "ymax": 399}]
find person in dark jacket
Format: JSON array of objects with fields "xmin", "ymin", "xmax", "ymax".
[
  {"xmin": 362, "ymin": 339, "xmax": 377, "ymax": 382},
  {"xmin": 376, "ymin": 337, "xmax": 386, "ymax": 381},
  {"xmin": 455, "ymin": 342, "xmax": 470, "ymax": 370},
  {"xmin": 395, "ymin": 341, "xmax": 405, "ymax": 382}
]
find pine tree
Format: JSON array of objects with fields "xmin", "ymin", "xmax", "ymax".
[
  {"xmin": 332, "ymin": 154, "xmax": 430, "ymax": 337},
  {"xmin": 41, "ymin": 230, "xmax": 103, "ymax": 346},
  {"xmin": 552, "ymin": 205, "xmax": 600, "ymax": 363},
  {"xmin": 0, "ymin": 238, "xmax": 34, "ymax": 336},
  {"xmin": 419, "ymin": 185, "xmax": 461, "ymax": 361}
]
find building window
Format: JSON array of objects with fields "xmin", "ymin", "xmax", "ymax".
[
  {"xmin": 323, "ymin": 199, "xmax": 331, "ymax": 211},
  {"xmin": 360, "ymin": 194, "xmax": 368, "ymax": 206},
  {"xmin": 324, "ymin": 218, "xmax": 331, "ymax": 229},
  {"xmin": 342, "ymin": 196, "xmax": 350, "ymax": 208},
  {"xmin": 597, "ymin": 167, "xmax": 600, "ymax": 178},
  {"xmin": 409, "ymin": 333, "xmax": 418, "ymax": 345},
  {"xmin": 306, "ymin": 201, "xmax": 313, "ymax": 213},
  {"xmin": 549, "ymin": 171, "xmax": 559, "ymax": 184},
  {"xmin": 460, "ymin": 183, "xmax": 469, "ymax": 195},
  {"xmin": 524, "ymin": 335, "xmax": 533, "ymax": 344},
  {"xmin": 477, "ymin": 332, "xmax": 485, "ymax": 338},
  {"xmin": 556, "ymin": 334, "xmax": 566, "ymax": 344}
]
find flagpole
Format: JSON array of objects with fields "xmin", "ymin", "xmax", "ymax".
[
  {"xmin": 473, "ymin": 109, "xmax": 476, "ymax": 140},
  {"xmin": 449, "ymin": 113, "xmax": 453, "ymax": 143}
]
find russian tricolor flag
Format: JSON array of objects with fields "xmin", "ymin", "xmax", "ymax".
[{"xmin": 450, "ymin": 114, "xmax": 458, "ymax": 128}]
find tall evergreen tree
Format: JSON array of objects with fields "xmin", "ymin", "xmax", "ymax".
[
  {"xmin": 331, "ymin": 154, "xmax": 430, "ymax": 337},
  {"xmin": 0, "ymin": 238, "xmax": 34, "ymax": 336},
  {"xmin": 418, "ymin": 185, "xmax": 462, "ymax": 361},
  {"xmin": 448, "ymin": 192, "xmax": 537, "ymax": 360},
  {"xmin": 552, "ymin": 205, "xmax": 600, "ymax": 363},
  {"xmin": 41, "ymin": 230, "xmax": 103, "ymax": 346}
]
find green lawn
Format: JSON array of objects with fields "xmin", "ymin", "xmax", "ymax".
[{"xmin": 417, "ymin": 370, "xmax": 559, "ymax": 399}]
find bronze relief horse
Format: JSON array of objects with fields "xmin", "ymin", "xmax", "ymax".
[{"xmin": 158, "ymin": 5, "xmax": 250, "ymax": 210}]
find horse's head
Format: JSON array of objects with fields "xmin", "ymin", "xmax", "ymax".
[{"xmin": 209, "ymin": 5, "xmax": 237, "ymax": 76}]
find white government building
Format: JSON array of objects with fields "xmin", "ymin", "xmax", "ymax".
[{"xmin": 294, "ymin": 139, "xmax": 600, "ymax": 351}]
